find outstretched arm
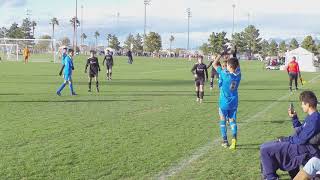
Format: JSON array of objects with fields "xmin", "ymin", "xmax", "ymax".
[
  {"xmin": 102, "ymin": 56, "xmax": 106, "ymax": 66},
  {"xmin": 97, "ymin": 59, "xmax": 101, "ymax": 71},
  {"xmin": 205, "ymin": 66, "xmax": 208, "ymax": 81},
  {"xmin": 207, "ymin": 60, "xmax": 213, "ymax": 69},
  {"xmin": 212, "ymin": 55, "xmax": 222, "ymax": 71},
  {"xmin": 191, "ymin": 64, "xmax": 197, "ymax": 75},
  {"xmin": 85, "ymin": 59, "xmax": 89, "ymax": 73},
  {"xmin": 59, "ymin": 65, "xmax": 65, "ymax": 76}
]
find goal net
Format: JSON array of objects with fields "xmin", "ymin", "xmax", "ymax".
[
  {"xmin": 0, "ymin": 38, "xmax": 58, "ymax": 63},
  {"xmin": 0, "ymin": 44, "xmax": 19, "ymax": 61}
]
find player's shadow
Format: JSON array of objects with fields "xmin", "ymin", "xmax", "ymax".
[
  {"xmin": 77, "ymin": 79, "xmax": 192, "ymax": 86},
  {"xmin": 0, "ymin": 99, "xmax": 151, "ymax": 103},
  {"xmin": 240, "ymin": 88, "xmax": 289, "ymax": 91},
  {"xmin": 257, "ymin": 120, "xmax": 288, "ymax": 124},
  {"xmin": 240, "ymin": 99, "xmax": 299, "ymax": 103},
  {"xmin": 111, "ymin": 93, "xmax": 193, "ymax": 97},
  {"xmin": 237, "ymin": 143, "xmax": 261, "ymax": 150},
  {"xmin": 0, "ymin": 93, "xmax": 24, "ymax": 96}
]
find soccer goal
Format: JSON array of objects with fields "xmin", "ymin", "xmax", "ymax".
[
  {"xmin": 0, "ymin": 38, "xmax": 58, "ymax": 63},
  {"xmin": 0, "ymin": 43, "xmax": 19, "ymax": 61}
]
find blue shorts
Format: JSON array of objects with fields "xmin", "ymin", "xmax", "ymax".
[
  {"xmin": 219, "ymin": 108, "xmax": 237, "ymax": 120},
  {"xmin": 64, "ymin": 74, "xmax": 72, "ymax": 81}
]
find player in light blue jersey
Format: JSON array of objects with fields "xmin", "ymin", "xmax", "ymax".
[
  {"xmin": 59, "ymin": 47, "xmax": 68, "ymax": 76},
  {"xmin": 213, "ymin": 52, "xmax": 241, "ymax": 150},
  {"xmin": 56, "ymin": 49, "xmax": 77, "ymax": 96}
]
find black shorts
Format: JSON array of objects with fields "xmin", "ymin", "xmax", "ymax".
[
  {"xmin": 211, "ymin": 71, "xmax": 219, "ymax": 78},
  {"xmin": 107, "ymin": 64, "xmax": 113, "ymax": 70},
  {"xmin": 289, "ymin": 72, "xmax": 298, "ymax": 80},
  {"xmin": 89, "ymin": 72, "xmax": 98, "ymax": 78},
  {"xmin": 195, "ymin": 77, "xmax": 205, "ymax": 86}
]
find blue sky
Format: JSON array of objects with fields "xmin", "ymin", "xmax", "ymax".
[{"xmin": 1, "ymin": 0, "xmax": 320, "ymax": 49}]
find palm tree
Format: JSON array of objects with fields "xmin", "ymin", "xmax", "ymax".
[
  {"xmin": 50, "ymin": 18, "xmax": 59, "ymax": 49},
  {"xmin": 80, "ymin": 33, "xmax": 87, "ymax": 45},
  {"xmin": 70, "ymin": 17, "xmax": 80, "ymax": 50},
  {"xmin": 31, "ymin": 21, "xmax": 37, "ymax": 37},
  {"xmin": 169, "ymin": 35, "xmax": 175, "ymax": 52},
  {"xmin": 107, "ymin": 33, "xmax": 112, "ymax": 47},
  {"xmin": 94, "ymin": 31, "xmax": 100, "ymax": 49}
]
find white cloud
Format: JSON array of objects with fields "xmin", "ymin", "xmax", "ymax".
[{"xmin": 2, "ymin": 0, "xmax": 320, "ymax": 48}]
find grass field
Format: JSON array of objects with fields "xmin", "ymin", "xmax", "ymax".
[{"xmin": 0, "ymin": 56, "xmax": 319, "ymax": 179}]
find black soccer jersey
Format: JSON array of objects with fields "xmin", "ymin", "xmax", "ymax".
[
  {"xmin": 103, "ymin": 54, "xmax": 113, "ymax": 66},
  {"xmin": 86, "ymin": 57, "xmax": 100, "ymax": 75},
  {"xmin": 191, "ymin": 63, "xmax": 208, "ymax": 80}
]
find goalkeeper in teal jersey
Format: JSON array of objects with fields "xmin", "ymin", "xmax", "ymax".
[
  {"xmin": 56, "ymin": 49, "xmax": 77, "ymax": 96},
  {"xmin": 212, "ymin": 52, "xmax": 241, "ymax": 150}
]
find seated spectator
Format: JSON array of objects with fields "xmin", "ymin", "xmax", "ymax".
[{"xmin": 260, "ymin": 91, "xmax": 320, "ymax": 180}]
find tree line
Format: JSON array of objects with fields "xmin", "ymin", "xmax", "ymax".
[
  {"xmin": 2, "ymin": 19, "xmax": 320, "ymax": 56},
  {"xmin": 200, "ymin": 25, "xmax": 320, "ymax": 59}
]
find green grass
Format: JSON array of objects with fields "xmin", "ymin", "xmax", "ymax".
[{"xmin": 0, "ymin": 56, "xmax": 319, "ymax": 179}]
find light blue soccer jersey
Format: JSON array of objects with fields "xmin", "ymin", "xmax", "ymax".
[
  {"xmin": 63, "ymin": 55, "xmax": 74, "ymax": 75},
  {"xmin": 217, "ymin": 66, "xmax": 241, "ymax": 110},
  {"xmin": 61, "ymin": 53, "xmax": 67, "ymax": 65}
]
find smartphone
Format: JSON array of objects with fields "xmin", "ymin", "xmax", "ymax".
[{"xmin": 290, "ymin": 103, "xmax": 294, "ymax": 114}]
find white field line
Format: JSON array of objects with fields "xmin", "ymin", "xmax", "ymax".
[{"xmin": 155, "ymin": 74, "xmax": 320, "ymax": 180}]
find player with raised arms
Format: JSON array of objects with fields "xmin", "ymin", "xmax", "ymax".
[{"xmin": 212, "ymin": 44, "xmax": 241, "ymax": 150}]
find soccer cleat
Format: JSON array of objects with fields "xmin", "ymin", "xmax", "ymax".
[
  {"xmin": 229, "ymin": 139, "xmax": 237, "ymax": 150},
  {"xmin": 221, "ymin": 141, "xmax": 229, "ymax": 148},
  {"xmin": 71, "ymin": 92, "xmax": 78, "ymax": 96},
  {"xmin": 56, "ymin": 92, "xmax": 61, "ymax": 96},
  {"xmin": 199, "ymin": 99, "xmax": 203, "ymax": 104},
  {"xmin": 196, "ymin": 98, "xmax": 200, "ymax": 102},
  {"xmin": 226, "ymin": 119, "xmax": 230, "ymax": 126}
]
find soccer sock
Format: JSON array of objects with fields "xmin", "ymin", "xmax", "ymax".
[
  {"xmin": 230, "ymin": 120, "xmax": 238, "ymax": 139},
  {"xmin": 110, "ymin": 72, "xmax": 112, "ymax": 78},
  {"xmin": 57, "ymin": 83, "xmax": 66, "ymax": 93},
  {"xmin": 196, "ymin": 91, "xmax": 200, "ymax": 98},
  {"xmin": 200, "ymin": 91, "xmax": 204, "ymax": 99},
  {"xmin": 88, "ymin": 81, "xmax": 91, "ymax": 90},
  {"xmin": 210, "ymin": 78, "xmax": 214, "ymax": 87},
  {"xmin": 69, "ymin": 83, "xmax": 74, "ymax": 94},
  {"xmin": 220, "ymin": 120, "xmax": 227, "ymax": 141},
  {"xmin": 96, "ymin": 81, "xmax": 99, "ymax": 89}
]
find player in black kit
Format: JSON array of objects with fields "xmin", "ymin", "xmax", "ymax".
[
  {"xmin": 103, "ymin": 50, "xmax": 114, "ymax": 80},
  {"xmin": 85, "ymin": 50, "xmax": 101, "ymax": 92},
  {"xmin": 207, "ymin": 57, "xmax": 219, "ymax": 90},
  {"xmin": 191, "ymin": 55, "xmax": 208, "ymax": 103}
]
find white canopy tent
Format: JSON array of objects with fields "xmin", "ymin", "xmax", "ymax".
[{"xmin": 284, "ymin": 47, "xmax": 319, "ymax": 72}]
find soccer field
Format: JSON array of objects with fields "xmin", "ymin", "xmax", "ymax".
[{"xmin": 0, "ymin": 56, "xmax": 319, "ymax": 179}]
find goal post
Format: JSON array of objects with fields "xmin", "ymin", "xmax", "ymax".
[
  {"xmin": 0, "ymin": 38, "xmax": 58, "ymax": 63},
  {"xmin": 0, "ymin": 43, "xmax": 19, "ymax": 61}
]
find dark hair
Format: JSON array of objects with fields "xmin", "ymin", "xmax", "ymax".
[
  {"xmin": 198, "ymin": 55, "xmax": 203, "ymax": 60},
  {"xmin": 68, "ymin": 49, "xmax": 74, "ymax": 53},
  {"xmin": 90, "ymin": 50, "xmax": 96, "ymax": 54},
  {"xmin": 299, "ymin": 91, "xmax": 318, "ymax": 108},
  {"xmin": 227, "ymin": 57, "xmax": 239, "ymax": 69}
]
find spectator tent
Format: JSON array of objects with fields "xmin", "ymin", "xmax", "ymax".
[{"xmin": 284, "ymin": 47, "xmax": 319, "ymax": 72}]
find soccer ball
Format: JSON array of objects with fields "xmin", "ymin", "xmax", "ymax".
[{"xmin": 223, "ymin": 42, "xmax": 236, "ymax": 55}]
